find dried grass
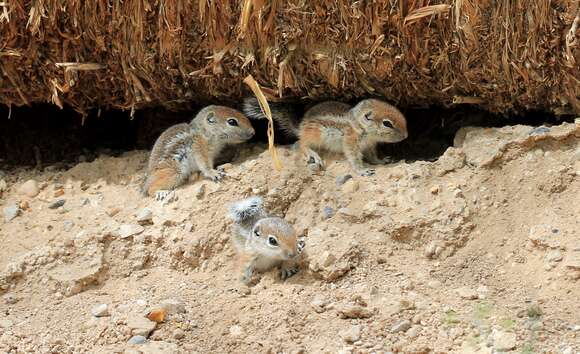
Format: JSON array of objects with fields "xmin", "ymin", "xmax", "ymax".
[{"xmin": 0, "ymin": 1, "xmax": 579, "ymax": 115}]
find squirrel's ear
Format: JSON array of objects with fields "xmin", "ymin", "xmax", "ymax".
[{"xmin": 207, "ymin": 112, "xmax": 216, "ymax": 123}]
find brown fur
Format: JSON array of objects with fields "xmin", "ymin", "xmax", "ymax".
[{"xmin": 143, "ymin": 105, "xmax": 255, "ymax": 198}]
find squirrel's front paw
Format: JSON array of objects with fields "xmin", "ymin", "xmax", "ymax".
[
  {"xmin": 279, "ymin": 266, "xmax": 299, "ymax": 281},
  {"xmin": 204, "ymin": 169, "xmax": 226, "ymax": 182},
  {"xmin": 358, "ymin": 168, "xmax": 375, "ymax": 177}
]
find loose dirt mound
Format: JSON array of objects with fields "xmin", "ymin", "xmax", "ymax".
[{"xmin": 0, "ymin": 120, "xmax": 579, "ymax": 353}]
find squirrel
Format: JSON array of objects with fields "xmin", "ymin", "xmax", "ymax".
[
  {"xmin": 243, "ymin": 97, "xmax": 408, "ymax": 176},
  {"xmin": 228, "ymin": 196, "xmax": 306, "ymax": 284},
  {"xmin": 142, "ymin": 105, "xmax": 255, "ymax": 200}
]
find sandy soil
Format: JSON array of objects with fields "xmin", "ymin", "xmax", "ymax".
[{"xmin": 0, "ymin": 120, "xmax": 579, "ymax": 354}]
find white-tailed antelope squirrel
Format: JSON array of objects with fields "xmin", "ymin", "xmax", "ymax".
[
  {"xmin": 243, "ymin": 98, "xmax": 408, "ymax": 176},
  {"xmin": 142, "ymin": 106, "xmax": 255, "ymax": 199},
  {"xmin": 228, "ymin": 196, "xmax": 305, "ymax": 284}
]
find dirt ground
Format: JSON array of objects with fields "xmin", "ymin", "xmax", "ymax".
[{"xmin": 0, "ymin": 120, "xmax": 579, "ymax": 354}]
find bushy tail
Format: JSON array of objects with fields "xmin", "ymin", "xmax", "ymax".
[
  {"xmin": 242, "ymin": 97, "xmax": 301, "ymax": 139},
  {"xmin": 228, "ymin": 196, "xmax": 266, "ymax": 225}
]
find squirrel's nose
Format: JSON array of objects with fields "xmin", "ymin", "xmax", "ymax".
[{"xmin": 286, "ymin": 250, "xmax": 296, "ymax": 258}]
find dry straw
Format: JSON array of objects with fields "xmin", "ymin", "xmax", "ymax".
[
  {"xmin": 0, "ymin": 1, "xmax": 578, "ymax": 115},
  {"xmin": 243, "ymin": 74, "xmax": 282, "ymax": 171}
]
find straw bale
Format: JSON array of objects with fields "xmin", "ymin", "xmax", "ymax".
[{"xmin": 0, "ymin": 1, "xmax": 579, "ymax": 115}]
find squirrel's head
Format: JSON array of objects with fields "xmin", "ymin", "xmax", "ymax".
[
  {"xmin": 248, "ymin": 217, "xmax": 305, "ymax": 261},
  {"xmin": 352, "ymin": 99, "xmax": 408, "ymax": 143},
  {"xmin": 194, "ymin": 106, "xmax": 255, "ymax": 142}
]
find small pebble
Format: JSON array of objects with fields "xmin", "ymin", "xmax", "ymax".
[
  {"xmin": 91, "ymin": 304, "xmax": 110, "ymax": 317},
  {"xmin": 127, "ymin": 335, "xmax": 147, "ymax": 344},
  {"xmin": 391, "ymin": 320, "xmax": 411, "ymax": 333},
  {"xmin": 106, "ymin": 207, "xmax": 121, "ymax": 217},
  {"xmin": 340, "ymin": 325, "xmax": 361, "ymax": 343},
  {"xmin": 136, "ymin": 208, "xmax": 153, "ymax": 225},
  {"xmin": 3, "ymin": 205, "xmax": 20, "ymax": 222},
  {"xmin": 63, "ymin": 220, "xmax": 75, "ymax": 232},
  {"xmin": 48, "ymin": 199, "xmax": 66, "ymax": 209},
  {"xmin": 119, "ymin": 224, "xmax": 145, "ymax": 238},
  {"xmin": 229, "ymin": 325, "xmax": 243, "ymax": 337},
  {"xmin": 322, "ymin": 206, "xmax": 335, "ymax": 219},
  {"xmin": 172, "ymin": 328, "xmax": 185, "ymax": 340},
  {"xmin": 336, "ymin": 174, "xmax": 353, "ymax": 186}
]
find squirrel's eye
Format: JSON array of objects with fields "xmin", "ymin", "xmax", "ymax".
[
  {"xmin": 268, "ymin": 237, "xmax": 278, "ymax": 247},
  {"xmin": 254, "ymin": 229, "xmax": 261, "ymax": 237},
  {"xmin": 382, "ymin": 120, "xmax": 394, "ymax": 129},
  {"xmin": 364, "ymin": 112, "xmax": 372, "ymax": 120},
  {"xmin": 227, "ymin": 118, "xmax": 238, "ymax": 126}
]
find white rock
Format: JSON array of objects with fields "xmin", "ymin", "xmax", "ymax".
[
  {"xmin": 492, "ymin": 330, "xmax": 516, "ymax": 351},
  {"xmin": 136, "ymin": 208, "xmax": 153, "ymax": 224},
  {"xmin": 0, "ymin": 179, "xmax": 7, "ymax": 192},
  {"xmin": 18, "ymin": 179, "xmax": 40, "ymax": 197},
  {"xmin": 340, "ymin": 325, "xmax": 361, "ymax": 343},
  {"xmin": 229, "ymin": 325, "xmax": 243, "ymax": 336},
  {"xmin": 119, "ymin": 224, "xmax": 145, "ymax": 238},
  {"xmin": 3, "ymin": 205, "xmax": 20, "ymax": 222},
  {"xmin": 546, "ymin": 250, "xmax": 563, "ymax": 262},
  {"xmin": 91, "ymin": 303, "xmax": 109, "ymax": 317}
]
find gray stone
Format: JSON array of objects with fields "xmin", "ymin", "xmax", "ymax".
[
  {"xmin": 322, "ymin": 206, "xmax": 335, "ymax": 219},
  {"xmin": 49, "ymin": 199, "xmax": 66, "ymax": 209},
  {"xmin": 528, "ymin": 126, "xmax": 550, "ymax": 136},
  {"xmin": 127, "ymin": 335, "xmax": 147, "ymax": 344},
  {"xmin": 336, "ymin": 174, "xmax": 353, "ymax": 186},
  {"xmin": 391, "ymin": 320, "xmax": 412, "ymax": 333},
  {"xmin": 3, "ymin": 205, "xmax": 20, "ymax": 222}
]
